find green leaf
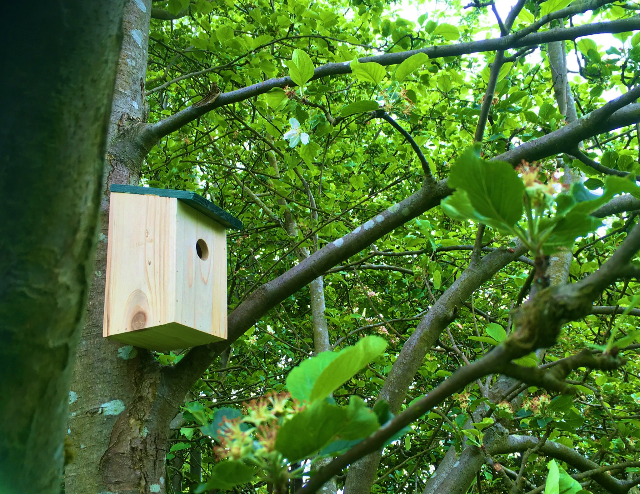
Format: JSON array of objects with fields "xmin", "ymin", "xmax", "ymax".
[
  {"xmin": 486, "ymin": 323, "xmax": 507, "ymax": 343},
  {"xmin": 287, "ymin": 49, "xmax": 315, "ymax": 87},
  {"xmin": 184, "ymin": 401, "xmax": 207, "ymax": 425},
  {"xmin": 170, "ymin": 442, "xmax": 191, "ymax": 452},
  {"xmin": 471, "ymin": 417, "xmax": 494, "ymax": 431},
  {"xmin": 340, "ymin": 100, "xmax": 380, "ymax": 117},
  {"xmin": 558, "ymin": 467, "xmax": 584, "ymax": 494},
  {"xmin": 275, "ymin": 401, "xmax": 346, "ymax": 461},
  {"xmin": 196, "ymin": 461, "xmax": 256, "ymax": 492},
  {"xmin": 373, "ymin": 400, "xmax": 391, "ymax": 425},
  {"xmin": 298, "ymin": 141, "xmax": 321, "ymax": 166},
  {"xmin": 613, "ymin": 330, "xmax": 640, "ymax": 350},
  {"xmin": 286, "ymin": 351, "xmax": 339, "ymax": 402},
  {"xmin": 632, "ymin": 32, "xmax": 640, "ymax": 47},
  {"xmin": 540, "ymin": 0, "xmax": 573, "ymax": 18},
  {"xmin": 545, "ymin": 459, "xmax": 560, "ymax": 494},
  {"xmin": 442, "ymin": 146, "xmax": 524, "ymax": 232},
  {"xmin": 200, "ymin": 407, "xmax": 245, "ymax": 440},
  {"xmin": 441, "ymin": 190, "xmax": 497, "ymax": 228},
  {"xmin": 433, "ymin": 23, "xmax": 459, "ymax": 41},
  {"xmin": 432, "ymin": 270, "xmax": 441, "ymax": 290},
  {"xmin": 541, "ymin": 213, "xmax": 601, "ymax": 251},
  {"xmin": 350, "ymin": 59, "xmax": 386, "ymax": 85},
  {"xmin": 469, "ymin": 336, "xmax": 500, "ymax": 345},
  {"xmin": 607, "ymin": 294, "xmax": 640, "ymax": 351},
  {"xmin": 577, "ymin": 39, "xmax": 597, "ymax": 57},
  {"xmin": 265, "ymin": 88, "xmax": 287, "ymax": 108},
  {"xmin": 340, "ymin": 396, "xmax": 380, "ymax": 440},
  {"xmin": 437, "ymin": 74, "xmax": 452, "ymax": 93},
  {"xmin": 513, "ymin": 353, "xmax": 538, "ymax": 367},
  {"xmin": 395, "ymin": 53, "xmax": 429, "ymax": 81},
  {"xmin": 310, "ymin": 336, "xmax": 387, "ymax": 402},
  {"xmin": 548, "ymin": 395, "xmax": 574, "ymax": 413},
  {"xmin": 497, "ymin": 62, "xmax": 513, "ymax": 81}
]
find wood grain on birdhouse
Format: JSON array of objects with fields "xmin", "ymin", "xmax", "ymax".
[{"xmin": 103, "ymin": 186, "xmax": 240, "ymax": 351}]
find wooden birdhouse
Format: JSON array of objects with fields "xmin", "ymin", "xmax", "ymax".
[{"xmin": 103, "ymin": 185, "xmax": 242, "ymax": 351}]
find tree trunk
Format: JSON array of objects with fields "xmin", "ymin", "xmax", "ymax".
[
  {"xmin": 65, "ymin": 1, "xmax": 178, "ymax": 493},
  {"xmin": 0, "ymin": 2, "xmax": 125, "ymax": 493}
]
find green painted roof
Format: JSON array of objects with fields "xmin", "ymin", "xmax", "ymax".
[{"xmin": 110, "ymin": 185, "xmax": 242, "ymax": 230}]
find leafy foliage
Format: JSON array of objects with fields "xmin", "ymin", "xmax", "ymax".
[{"xmin": 142, "ymin": 0, "xmax": 640, "ymax": 492}]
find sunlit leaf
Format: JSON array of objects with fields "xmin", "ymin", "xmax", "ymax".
[
  {"xmin": 395, "ymin": 53, "xmax": 430, "ymax": 81},
  {"xmin": 350, "ymin": 59, "xmax": 386, "ymax": 84},
  {"xmin": 433, "ymin": 23, "xmax": 459, "ymax": 41}
]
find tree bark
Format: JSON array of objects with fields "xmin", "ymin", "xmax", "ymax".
[
  {"xmin": 64, "ymin": 1, "xmax": 176, "ymax": 493},
  {"xmin": 0, "ymin": 1, "xmax": 125, "ymax": 493}
]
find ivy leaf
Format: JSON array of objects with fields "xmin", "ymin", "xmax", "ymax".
[
  {"xmin": 287, "ymin": 49, "xmax": 315, "ymax": 87},
  {"xmin": 350, "ymin": 59, "xmax": 386, "ymax": 85},
  {"xmin": 433, "ymin": 23, "xmax": 459, "ymax": 41},
  {"xmin": 195, "ymin": 461, "xmax": 256, "ymax": 492},
  {"xmin": 395, "ymin": 53, "xmax": 429, "ymax": 81},
  {"xmin": 310, "ymin": 336, "xmax": 387, "ymax": 402},
  {"xmin": 340, "ymin": 100, "xmax": 380, "ymax": 117}
]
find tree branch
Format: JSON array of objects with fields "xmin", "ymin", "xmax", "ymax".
[
  {"xmin": 493, "ymin": 435, "xmax": 634, "ymax": 494},
  {"xmin": 496, "ymin": 102, "xmax": 640, "ymax": 166},
  {"xmin": 569, "ymin": 147, "xmax": 640, "ymax": 180},
  {"xmin": 167, "ymin": 180, "xmax": 452, "ymax": 391},
  {"xmin": 371, "ymin": 110, "xmax": 432, "ymax": 179},
  {"xmin": 143, "ymin": 18, "xmax": 640, "ymax": 142},
  {"xmin": 302, "ymin": 345, "xmax": 515, "ymax": 493}
]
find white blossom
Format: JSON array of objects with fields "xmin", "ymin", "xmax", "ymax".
[{"xmin": 283, "ymin": 118, "xmax": 309, "ymax": 147}]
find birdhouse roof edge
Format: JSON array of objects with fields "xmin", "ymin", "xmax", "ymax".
[{"xmin": 110, "ymin": 185, "xmax": 243, "ymax": 230}]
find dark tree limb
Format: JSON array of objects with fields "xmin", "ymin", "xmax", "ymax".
[
  {"xmin": 167, "ymin": 180, "xmax": 452, "ymax": 393},
  {"xmin": 569, "ymin": 147, "xmax": 640, "ymax": 180},
  {"xmin": 370, "ymin": 110, "xmax": 432, "ymax": 179}
]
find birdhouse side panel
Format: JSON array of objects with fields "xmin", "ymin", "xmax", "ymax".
[
  {"xmin": 103, "ymin": 193, "xmax": 178, "ymax": 338},
  {"xmin": 175, "ymin": 202, "xmax": 227, "ymax": 340}
]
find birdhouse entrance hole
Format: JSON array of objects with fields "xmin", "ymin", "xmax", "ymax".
[{"xmin": 196, "ymin": 238, "xmax": 209, "ymax": 260}]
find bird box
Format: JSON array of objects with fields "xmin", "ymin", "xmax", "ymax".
[{"xmin": 103, "ymin": 185, "xmax": 242, "ymax": 351}]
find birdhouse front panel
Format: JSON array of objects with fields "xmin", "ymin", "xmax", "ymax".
[
  {"xmin": 103, "ymin": 186, "xmax": 240, "ymax": 351},
  {"xmin": 174, "ymin": 200, "xmax": 227, "ymax": 340}
]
